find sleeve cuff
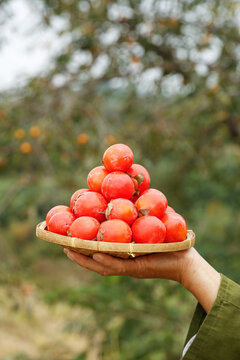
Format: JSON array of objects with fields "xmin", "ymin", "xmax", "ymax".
[{"xmin": 182, "ymin": 274, "xmax": 240, "ymax": 359}]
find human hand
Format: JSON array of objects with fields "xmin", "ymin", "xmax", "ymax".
[
  {"xmin": 64, "ymin": 247, "xmax": 221, "ymax": 313},
  {"xmin": 63, "ymin": 247, "xmax": 193, "ymax": 283}
]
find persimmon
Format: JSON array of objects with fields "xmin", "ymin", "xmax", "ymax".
[
  {"xmin": 97, "ymin": 219, "xmax": 132, "ymax": 243},
  {"xmin": 106, "ymin": 198, "xmax": 138, "ymax": 226},
  {"xmin": 165, "ymin": 206, "xmax": 175, "ymax": 214},
  {"xmin": 161, "ymin": 213, "xmax": 187, "ymax": 243},
  {"xmin": 127, "ymin": 164, "xmax": 150, "ymax": 194},
  {"xmin": 73, "ymin": 191, "xmax": 107, "ymax": 222},
  {"xmin": 48, "ymin": 211, "xmax": 75, "ymax": 235},
  {"xmin": 68, "ymin": 216, "xmax": 100, "ymax": 240},
  {"xmin": 136, "ymin": 188, "xmax": 167, "ymax": 219},
  {"xmin": 70, "ymin": 188, "xmax": 90, "ymax": 209},
  {"xmin": 132, "ymin": 216, "xmax": 166, "ymax": 244},
  {"xmin": 87, "ymin": 166, "xmax": 109, "ymax": 193},
  {"xmin": 103, "ymin": 144, "xmax": 134, "ymax": 172},
  {"xmin": 101, "ymin": 171, "xmax": 135, "ymax": 201},
  {"xmin": 46, "ymin": 205, "xmax": 73, "ymax": 227}
]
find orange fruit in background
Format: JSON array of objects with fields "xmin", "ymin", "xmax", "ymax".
[
  {"xmin": 105, "ymin": 134, "xmax": 117, "ymax": 146},
  {"xmin": 20, "ymin": 142, "xmax": 32, "ymax": 154},
  {"xmin": 29, "ymin": 126, "xmax": 41, "ymax": 137},
  {"xmin": 77, "ymin": 133, "xmax": 89, "ymax": 144},
  {"xmin": 14, "ymin": 128, "xmax": 26, "ymax": 140},
  {"xmin": 0, "ymin": 109, "xmax": 7, "ymax": 120}
]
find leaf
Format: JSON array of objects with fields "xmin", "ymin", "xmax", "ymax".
[
  {"xmin": 138, "ymin": 209, "xmax": 150, "ymax": 216},
  {"xmin": 134, "ymin": 174, "xmax": 144, "ymax": 185},
  {"xmin": 105, "ymin": 202, "xmax": 113, "ymax": 218}
]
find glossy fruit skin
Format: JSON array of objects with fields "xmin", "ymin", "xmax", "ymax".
[
  {"xmin": 73, "ymin": 191, "xmax": 107, "ymax": 222},
  {"xmin": 70, "ymin": 189, "xmax": 90, "ymax": 209},
  {"xmin": 127, "ymin": 164, "xmax": 150, "ymax": 194},
  {"xmin": 69, "ymin": 216, "xmax": 100, "ymax": 240},
  {"xmin": 161, "ymin": 213, "xmax": 187, "ymax": 243},
  {"xmin": 101, "ymin": 171, "xmax": 135, "ymax": 201},
  {"xmin": 136, "ymin": 188, "xmax": 168, "ymax": 219},
  {"xmin": 103, "ymin": 144, "xmax": 134, "ymax": 172},
  {"xmin": 97, "ymin": 219, "xmax": 132, "ymax": 243},
  {"xmin": 87, "ymin": 166, "xmax": 109, "ymax": 193},
  {"xmin": 165, "ymin": 206, "xmax": 175, "ymax": 214},
  {"xmin": 106, "ymin": 198, "xmax": 138, "ymax": 226},
  {"xmin": 46, "ymin": 205, "xmax": 72, "ymax": 227},
  {"xmin": 48, "ymin": 211, "xmax": 75, "ymax": 235},
  {"xmin": 132, "ymin": 216, "xmax": 166, "ymax": 244}
]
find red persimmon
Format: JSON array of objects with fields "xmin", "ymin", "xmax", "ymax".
[
  {"xmin": 68, "ymin": 216, "xmax": 100, "ymax": 240},
  {"xmin": 127, "ymin": 164, "xmax": 150, "ymax": 194},
  {"xmin": 46, "ymin": 205, "xmax": 72, "ymax": 227},
  {"xmin": 136, "ymin": 188, "xmax": 168, "ymax": 219},
  {"xmin": 48, "ymin": 211, "xmax": 75, "ymax": 235},
  {"xmin": 106, "ymin": 198, "xmax": 138, "ymax": 226},
  {"xmin": 97, "ymin": 219, "xmax": 132, "ymax": 243},
  {"xmin": 161, "ymin": 213, "xmax": 187, "ymax": 243},
  {"xmin": 132, "ymin": 216, "xmax": 166, "ymax": 244},
  {"xmin": 101, "ymin": 171, "xmax": 135, "ymax": 201},
  {"xmin": 165, "ymin": 206, "xmax": 175, "ymax": 214},
  {"xmin": 87, "ymin": 166, "xmax": 109, "ymax": 193},
  {"xmin": 73, "ymin": 191, "xmax": 107, "ymax": 222},
  {"xmin": 70, "ymin": 188, "xmax": 90, "ymax": 209},
  {"xmin": 103, "ymin": 144, "xmax": 134, "ymax": 172}
]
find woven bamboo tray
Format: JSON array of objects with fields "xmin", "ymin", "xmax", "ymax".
[{"xmin": 36, "ymin": 221, "xmax": 195, "ymax": 259}]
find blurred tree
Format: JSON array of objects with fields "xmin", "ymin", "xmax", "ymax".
[{"xmin": 0, "ymin": 0, "xmax": 240, "ymax": 359}]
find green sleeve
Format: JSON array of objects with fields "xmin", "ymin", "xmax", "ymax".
[{"xmin": 181, "ymin": 274, "xmax": 240, "ymax": 360}]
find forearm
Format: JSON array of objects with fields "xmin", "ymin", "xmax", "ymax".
[{"xmin": 181, "ymin": 248, "xmax": 221, "ymax": 313}]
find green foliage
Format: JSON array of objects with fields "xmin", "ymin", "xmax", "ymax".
[{"xmin": 0, "ymin": 0, "xmax": 240, "ymax": 359}]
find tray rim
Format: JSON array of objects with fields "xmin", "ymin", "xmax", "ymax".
[{"xmin": 36, "ymin": 221, "xmax": 195, "ymax": 257}]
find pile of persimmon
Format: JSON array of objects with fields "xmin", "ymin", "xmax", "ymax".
[{"xmin": 46, "ymin": 144, "xmax": 187, "ymax": 244}]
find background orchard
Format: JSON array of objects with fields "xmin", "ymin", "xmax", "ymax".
[{"xmin": 0, "ymin": 0, "xmax": 240, "ymax": 359}]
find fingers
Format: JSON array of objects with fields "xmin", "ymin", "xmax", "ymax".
[
  {"xmin": 93, "ymin": 253, "xmax": 138, "ymax": 276},
  {"xmin": 64, "ymin": 249, "xmax": 112, "ymax": 276}
]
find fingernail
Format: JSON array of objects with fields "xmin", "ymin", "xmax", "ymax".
[
  {"xmin": 63, "ymin": 248, "xmax": 69, "ymax": 255},
  {"xmin": 93, "ymin": 253, "xmax": 103, "ymax": 262}
]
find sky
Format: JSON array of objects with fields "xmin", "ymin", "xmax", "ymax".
[{"xmin": 0, "ymin": 0, "xmax": 68, "ymax": 91}]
